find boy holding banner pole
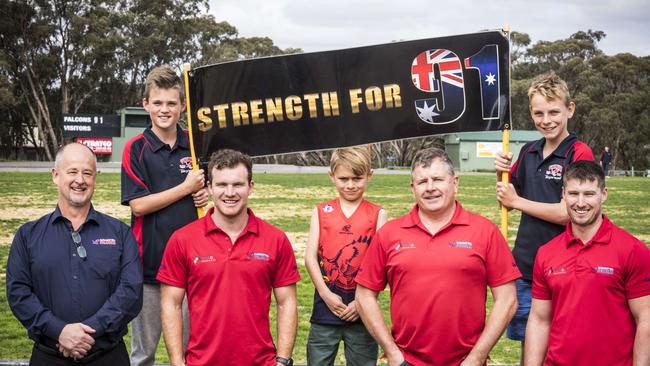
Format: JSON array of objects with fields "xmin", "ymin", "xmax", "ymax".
[
  {"xmin": 494, "ymin": 72, "xmax": 594, "ymax": 360},
  {"xmin": 121, "ymin": 66, "xmax": 209, "ymax": 366},
  {"xmin": 305, "ymin": 147, "xmax": 388, "ymax": 366}
]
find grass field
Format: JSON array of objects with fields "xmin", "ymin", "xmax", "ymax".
[{"xmin": 0, "ymin": 171, "xmax": 648, "ymax": 364}]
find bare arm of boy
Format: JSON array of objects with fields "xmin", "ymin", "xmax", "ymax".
[
  {"xmin": 129, "ymin": 169, "xmax": 205, "ymax": 217},
  {"xmin": 304, "ymin": 207, "xmax": 347, "ymax": 317},
  {"xmin": 377, "ymin": 209, "xmax": 388, "ymax": 230},
  {"xmin": 496, "ymin": 182, "xmax": 569, "ymax": 225}
]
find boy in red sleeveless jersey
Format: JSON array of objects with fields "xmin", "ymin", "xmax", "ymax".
[{"xmin": 305, "ymin": 147, "xmax": 388, "ymax": 366}]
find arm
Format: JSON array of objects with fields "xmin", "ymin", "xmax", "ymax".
[
  {"xmin": 356, "ymin": 285, "xmax": 405, "ymax": 366},
  {"xmin": 6, "ymin": 228, "xmax": 68, "ymax": 342},
  {"xmin": 83, "ymin": 227, "xmax": 143, "ymax": 338},
  {"xmin": 161, "ymin": 284, "xmax": 187, "ymax": 366},
  {"xmin": 274, "ymin": 284, "xmax": 298, "ymax": 364},
  {"xmin": 129, "ymin": 169, "xmax": 205, "ymax": 216},
  {"xmin": 629, "ymin": 295, "xmax": 650, "ymax": 366},
  {"xmin": 461, "ymin": 281, "xmax": 518, "ymax": 366},
  {"xmin": 376, "ymin": 209, "xmax": 388, "ymax": 230},
  {"xmin": 523, "ymin": 299, "xmax": 552, "ymax": 366},
  {"xmin": 304, "ymin": 207, "xmax": 346, "ymax": 317},
  {"xmin": 340, "ymin": 207, "xmax": 390, "ymax": 323},
  {"xmin": 496, "ymin": 183, "xmax": 569, "ymax": 225}
]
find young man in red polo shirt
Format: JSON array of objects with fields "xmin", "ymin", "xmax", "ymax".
[
  {"xmin": 356, "ymin": 148, "xmax": 521, "ymax": 366},
  {"xmin": 157, "ymin": 149, "xmax": 300, "ymax": 366},
  {"xmin": 525, "ymin": 160, "xmax": 650, "ymax": 366}
]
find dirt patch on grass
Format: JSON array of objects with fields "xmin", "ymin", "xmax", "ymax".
[
  {"xmin": 0, "ymin": 207, "xmax": 53, "ymax": 221},
  {"xmin": 286, "ymin": 232, "xmax": 308, "ymax": 262}
]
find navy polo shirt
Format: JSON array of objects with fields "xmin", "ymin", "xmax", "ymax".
[
  {"xmin": 510, "ymin": 133, "xmax": 594, "ymax": 280},
  {"xmin": 6, "ymin": 205, "xmax": 143, "ymax": 352},
  {"xmin": 121, "ymin": 125, "xmax": 198, "ymax": 283}
]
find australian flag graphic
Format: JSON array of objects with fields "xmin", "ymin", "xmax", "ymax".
[
  {"xmin": 411, "ymin": 49, "xmax": 465, "ymax": 125},
  {"xmin": 464, "ymin": 44, "xmax": 500, "ymax": 120}
]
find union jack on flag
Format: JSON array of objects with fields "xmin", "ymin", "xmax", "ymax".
[{"xmin": 411, "ymin": 49, "xmax": 464, "ymax": 92}]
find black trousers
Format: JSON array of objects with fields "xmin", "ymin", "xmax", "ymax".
[{"xmin": 29, "ymin": 340, "xmax": 129, "ymax": 366}]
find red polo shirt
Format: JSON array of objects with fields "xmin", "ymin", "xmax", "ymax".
[
  {"xmin": 532, "ymin": 215, "xmax": 650, "ymax": 366},
  {"xmin": 156, "ymin": 208, "xmax": 300, "ymax": 366},
  {"xmin": 356, "ymin": 202, "xmax": 521, "ymax": 366}
]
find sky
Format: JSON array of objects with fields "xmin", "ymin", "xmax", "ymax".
[{"xmin": 209, "ymin": 0, "xmax": 650, "ymax": 57}]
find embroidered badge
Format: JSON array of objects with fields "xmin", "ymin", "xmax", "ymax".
[
  {"xmin": 395, "ymin": 242, "xmax": 416, "ymax": 251},
  {"xmin": 91, "ymin": 238, "xmax": 116, "ymax": 245},
  {"xmin": 179, "ymin": 157, "xmax": 193, "ymax": 173},
  {"xmin": 545, "ymin": 164, "xmax": 563, "ymax": 180},
  {"xmin": 193, "ymin": 255, "xmax": 215, "ymax": 264},
  {"xmin": 323, "ymin": 204, "xmax": 334, "ymax": 213},
  {"xmin": 448, "ymin": 241, "xmax": 473, "ymax": 249},
  {"xmin": 593, "ymin": 266, "xmax": 614, "ymax": 275},
  {"xmin": 248, "ymin": 252, "xmax": 270, "ymax": 261}
]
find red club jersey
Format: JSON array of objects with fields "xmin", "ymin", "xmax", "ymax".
[{"xmin": 311, "ymin": 198, "xmax": 382, "ymax": 325}]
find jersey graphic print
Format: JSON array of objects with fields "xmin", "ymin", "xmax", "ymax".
[{"xmin": 319, "ymin": 234, "xmax": 372, "ymax": 290}]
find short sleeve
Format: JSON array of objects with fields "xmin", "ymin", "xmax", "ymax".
[
  {"xmin": 531, "ymin": 249, "xmax": 551, "ymax": 300},
  {"xmin": 271, "ymin": 234, "xmax": 300, "ymax": 288},
  {"xmin": 121, "ymin": 138, "xmax": 150, "ymax": 205},
  {"xmin": 485, "ymin": 225, "xmax": 521, "ymax": 287},
  {"xmin": 355, "ymin": 230, "xmax": 389, "ymax": 291},
  {"xmin": 156, "ymin": 232, "xmax": 188, "ymax": 288},
  {"xmin": 572, "ymin": 141, "xmax": 595, "ymax": 162},
  {"xmin": 624, "ymin": 241, "xmax": 650, "ymax": 299}
]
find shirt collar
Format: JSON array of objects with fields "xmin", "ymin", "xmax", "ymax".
[
  {"xmin": 529, "ymin": 133, "xmax": 578, "ymax": 158},
  {"xmin": 564, "ymin": 214, "xmax": 613, "ymax": 247},
  {"xmin": 400, "ymin": 201, "xmax": 470, "ymax": 233},
  {"xmin": 51, "ymin": 204, "xmax": 100, "ymax": 227},
  {"xmin": 203, "ymin": 207, "xmax": 260, "ymax": 237},
  {"xmin": 143, "ymin": 125, "xmax": 190, "ymax": 152}
]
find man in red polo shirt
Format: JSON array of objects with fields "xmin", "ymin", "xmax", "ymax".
[
  {"xmin": 355, "ymin": 148, "xmax": 521, "ymax": 366},
  {"xmin": 525, "ymin": 160, "xmax": 650, "ymax": 366},
  {"xmin": 157, "ymin": 149, "xmax": 300, "ymax": 366}
]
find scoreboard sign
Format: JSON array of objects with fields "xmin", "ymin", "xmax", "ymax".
[{"xmin": 63, "ymin": 114, "xmax": 121, "ymax": 138}]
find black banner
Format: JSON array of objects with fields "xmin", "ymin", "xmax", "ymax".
[
  {"xmin": 62, "ymin": 114, "xmax": 121, "ymax": 138},
  {"xmin": 188, "ymin": 31, "xmax": 509, "ymax": 159}
]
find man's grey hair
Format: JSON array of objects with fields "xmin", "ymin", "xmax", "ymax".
[
  {"xmin": 54, "ymin": 142, "xmax": 98, "ymax": 170},
  {"xmin": 410, "ymin": 148, "xmax": 455, "ymax": 177}
]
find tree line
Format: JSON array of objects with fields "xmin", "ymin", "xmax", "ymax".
[{"xmin": 1, "ymin": 1, "xmax": 648, "ymax": 170}]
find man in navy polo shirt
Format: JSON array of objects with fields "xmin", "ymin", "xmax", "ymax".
[
  {"xmin": 7, "ymin": 142, "xmax": 143, "ymax": 365},
  {"xmin": 121, "ymin": 66, "xmax": 208, "ymax": 366},
  {"xmin": 494, "ymin": 72, "xmax": 594, "ymax": 361}
]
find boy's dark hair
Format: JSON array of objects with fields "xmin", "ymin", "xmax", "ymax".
[
  {"xmin": 143, "ymin": 65, "xmax": 184, "ymax": 101},
  {"xmin": 563, "ymin": 160, "xmax": 605, "ymax": 189},
  {"xmin": 207, "ymin": 149, "xmax": 253, "ymax": 182},
  {"xmin": 410, "ymin": 148, "xmax": 455, "ymax": 177}
]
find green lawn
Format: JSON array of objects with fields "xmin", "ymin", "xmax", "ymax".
[{"xmin": 0, "ymin": 172, "xmax": 648, "ymax": 364}]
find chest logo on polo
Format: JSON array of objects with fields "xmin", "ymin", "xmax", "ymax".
[
  {"xmin": 547, "ymin": 266, "xmax": 567, "ymax": 276},
  {"xmin": 545, "ymin": 164, "xmax": 563, "ymax": 180},
  {"xmin": 395, "ymin": 242, "xmax": 416, "ymax": 251},
  {"xmin": 323, "ymin": 204, "xmax": 334, "ymax": 213},
  {"xmin": 248, "ymin": 252, "xmax": 270, "ymax": 261},
  {"xmin": 179, "ymin": 157, "xmax": 193, "ymax": 174},
  {"xmin": 193, "ymin": 255, "xmax": 215, "ymax": 264},
  {"xmin": 91, "ymin": 238, "xmax": 116, "ymax": 245},
  {"xmin": 448, "ymin": 241, "xmax": 473, "ymax": 249},
  {"xmin": 593, "ymin": 266, "xmax": 614, "ymax": 275}
]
